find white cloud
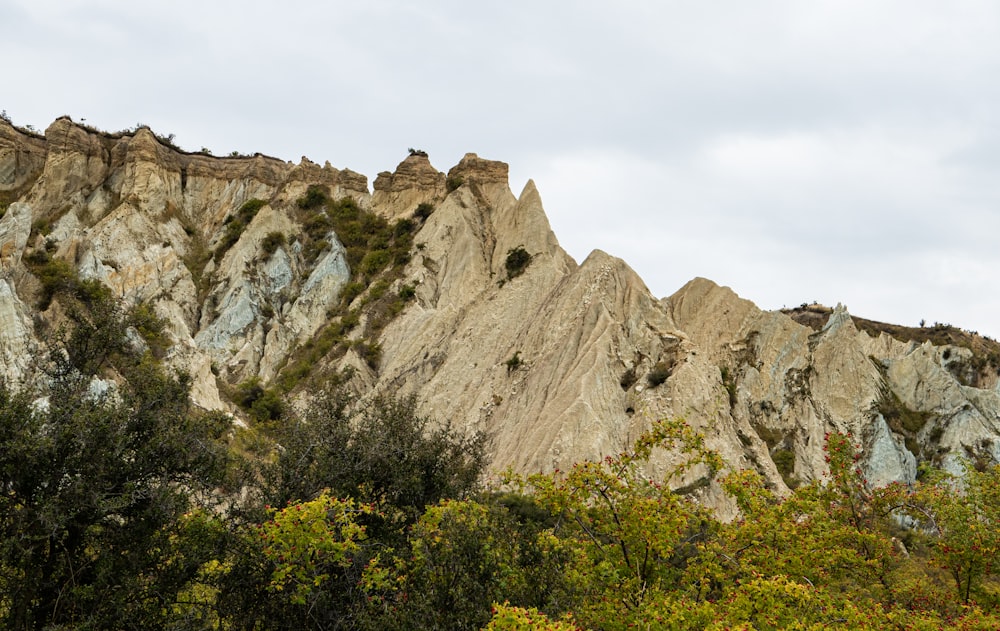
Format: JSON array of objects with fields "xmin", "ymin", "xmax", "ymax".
[{"xmin": 4, "ymin": 1, "xmax": 1000, "ymax": 337}]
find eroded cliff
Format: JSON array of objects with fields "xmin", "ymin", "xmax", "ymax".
[{"xmin": 2, "ymin": 116, "xmax": 998, "ymax": 510}]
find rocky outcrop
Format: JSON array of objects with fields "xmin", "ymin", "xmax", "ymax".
[
  {"xmin": 0, "ymin": 116, "xmax": 372, "ymax": 408},
  {"xmin": 665, "ymin": 279, "xmax": 1000, "ymax": 488},
  {"xmin": 372, "ymin": 153, "xmax": 446, "ymax": 221},
  {"xmin": 2, "ymin": 116, "xmax": 999, "ymax": 511},
  {"xmin": 0, "ymin": 123, "xmax": 46, "ymax": 193}
]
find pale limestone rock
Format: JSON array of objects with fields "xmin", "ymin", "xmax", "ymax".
[
  {"xmin": 371, "ymin": 154, "xmax": 445, "ymax": 220},
  {"xmin": 258, "ymin": 237, "xmax": 351, "ymax": 381},
  {"xmin": 3, "ymin": 116, "xmax": 1000, "ymax": 513},
  {"xmin": 194, "ymin": 204, "xmax": 299, "ymax": 377},
  {"xmin": 182, "ymin": 352, "xmax": 228, "ymax": 411},
  {"xmin": 79, "ymin": 202, "xmax": 193, "ymax": 301},
  {"xmin": 0, "ymin": 121, "xmax": 47, "ymax": 190},
  {"xmin": 261, "ymin": 247, "xmax": 294, "ymax": 301},
  {"xmin": 883, "ymin": 342, "xmax": 1000, "ymax": 475},
  {"xmin": 663, "ymin": 277, "xmax": 1000, "ymax": 492},
  {"xmin": 0, "ymin": 279, "xmax": 35, "ymax": 384},
  {"xmin": 864, "ymin": 414, "xmax": 917, "ymax": 487},
  {"xmin": 286, "ymin": 237, "xmax": 350, "ymax": 337},
  {"xmin": 0, "ymin": 202, "xmax": 32, "ymax": 269}
]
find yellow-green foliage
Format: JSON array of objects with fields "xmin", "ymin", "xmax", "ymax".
[
  {"xmin": 503, "ymin": 418, "xmax": 722, "ymax": 629},
  {"xmin": 483, "ymin": 604, "xmax": 582, "ymax": 630},
  {"xmin": 256, "ymin": 493, "xmax": 377, "ymax": 605}
]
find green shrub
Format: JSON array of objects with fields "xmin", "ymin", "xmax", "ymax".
[
  {"xmin": 260, "ymin": 231, "xmax": 286, "ymax": 257},
  {"xmin": 446, "ymin": 176, "xmax": 464, "ymax": 192},
  {"xmin": 296, "ymin": 185, "xmax": 328, "ymax": 210},
  {"xmin": 344, "ymin": 246, "xmax": 366, "ymax": 270},
  {"xmin": 238, "ymin": 198, "xmax": 267, "ymax": 217},
  {"xmin": 393, "ymin": 218, "xmax": 415, "ymax": 237},
  {"xmin": 772, "ymin": 448, "xmax": 798, "ymax": 488},
  {"xmin": 30, "ymin": 218, "xmax": 52, "ymax": 238},
  {"xmin": 128, "ymin": 302, "xmax": 171, "ymax": 358},
  {"xmin": 75, "ymin": 278, "xmax": 113, "ymax": 306},
  {"xmin": 504, "ymin": 246, "xmax": 531, "ymax": 281},
  {"xmin": 368, "ymin": 279, "xmax": 390, "ymax": 301},
  {"xmin": 213, "ymin": 228, "xmax": 241, "ymax": 262},
  {"xmin": 340, "ymin": 309, "xmax": 360, "ymax": 331},
  {"xmin": 250, "ymin": 389, "xmax": 284, "ymax": 423},
  {"xmin": 414, "ymin": 202, "xmax": 435, "ymax": 220},
  {"xmin": 303, "ymin": 212, "xmax": 332, "ymax": 241},
  {"xmin": 354, "ymin": 340, "xmax": 382, "ymax": 370},
  {"xmin": 505, "ymin": 351, "xmax": 522, "ymax": 374},
  {"xmin": 235, "ymin": 377, "xmax": 284, "ymax": 423},
  {"xmin": 214, "ymin": 198, "xmax": 266, "ymax": 262},
  {"xmin": 399, "ymin": 284, "xmax": 416, "ymax": 301},
  {"xmin": 276, "ymin": 192, "xmax": 419, "ymax": 387},
  {"xmin": 367, "ymin": 233, "xmax": 390, "ymax": 250},
  {"xmin": 340, "ymin": 281, "xmax": 365, "ymax": 306},
  {"xmin": 330, "ymin": 196, "xmax": 361, "ymax": 221},
  {"xmin": 302, "ymin": 239, "xmax": 331, "ymax": 265},
  {"xmin": 875, "ymin": 386, "xmax": 931, "ymax": 435},
  {"xmin": 26, "ymin": 254, "xmax": 76, "ymax": 308},
  {"xmin": 359, "ymin": 249, "xmax": 391, "ymax": 277},
  {"xmin": 235, "ymin": 377, "xmax": 265, "ymax": 409},
  {"xmin": 24, "ymin": 249, "xmax": 122, "ymax": 312}
]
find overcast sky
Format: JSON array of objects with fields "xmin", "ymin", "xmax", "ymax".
[{"xmin": 4, "ymin": 1, "xmax": 999, "ymax": 338}]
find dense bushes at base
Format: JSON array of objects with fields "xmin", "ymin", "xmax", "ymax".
[
  {"xmin": 0, "ymin": 288, "xmax": 227, "ymax": 629},
  {"xmin": 216, "ymin": 419, "xmax": 1000, "ymax": 630}
]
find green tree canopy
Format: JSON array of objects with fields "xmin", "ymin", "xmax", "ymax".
[{"xmin": 0, "ymin": 302, "xmax": 229, "ymax": 629}]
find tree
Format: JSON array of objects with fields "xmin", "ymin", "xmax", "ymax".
[
  {"xmin": 0, "ymin": 316, "xmax": 229, "ymax": 628},
  {"xmin": 378, "ymin": 497, "xmax": 570, "ymax": 630},
  {"xmin": 217, "ymin": 386, "xmax": 489, "ymax": 629},
  {"xmin": 709, "ymin": 433, "xmax": 899, "ymax": 606},
  {"xmin": 505, "ymin": 418, "xmax": 723, "ymax": 629},
  {"xmin": 262, "ymin": 387, "xmax": 487, "ymax": 523},
  {"xmin": 218, "ymin": 492, "xmax": 385, "ymax": 629},
  {"xmin": 903, "ymin": 461, "xmax": 1000, "ymax": 607}
]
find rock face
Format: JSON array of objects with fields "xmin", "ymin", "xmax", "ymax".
[
  {"xmin": 2, "ymin": 116, "xmax": 999, "ymax": 510},
  {"xmin": 372, "ymin": 153, "xmax": 446, "ymax": 221}
]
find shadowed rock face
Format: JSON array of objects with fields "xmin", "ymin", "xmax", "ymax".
[{"xmin": 2, "ymin": 116, "xmax": 998, "ymax": 514}]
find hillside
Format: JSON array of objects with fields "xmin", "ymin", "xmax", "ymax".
[
  {"xmin": 2, "ymin": 116, "xmax": 999, "ymax": 513},
  {"xmin": 784, "ymin": 303, "xmax": 1000, "ymax": 389}
]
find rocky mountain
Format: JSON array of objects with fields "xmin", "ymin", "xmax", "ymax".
[{"xmin": 2, "ymin": 116, "xmax": 999, "ymax": 513}]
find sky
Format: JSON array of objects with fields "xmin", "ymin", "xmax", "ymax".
[{"xmin": 3, "ymin": 1, "xmax": 999, "ymax": 338}]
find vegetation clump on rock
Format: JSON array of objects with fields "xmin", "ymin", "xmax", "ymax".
[
  {"xmin": 272, "ymin": 187, "xmax": 419, "ymax": 390},
  {"xmin": 215, "ymin": 198, "xmax": 267, "ymax": 262}
]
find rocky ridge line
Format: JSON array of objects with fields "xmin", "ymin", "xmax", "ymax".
[{"xmin": 1, "ymin": 116, "xmax": 999, "ymax": 515}]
